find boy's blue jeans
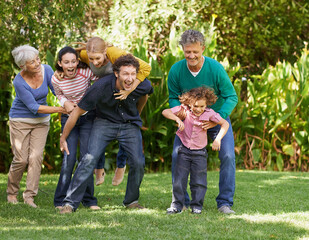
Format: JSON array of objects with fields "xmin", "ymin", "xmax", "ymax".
[
  {"xmin": 54, "ymin": 112, "xmax": 97, "ymax": 207},
  {"xmin": 63, "ymin": 118, "xmax": 145, "ymax": 210},
  {"xmin": 171, "ymin": 116, "xmax": 235, "ymax": 208},
  {"xmin": 171, "ymin": 144, "xmax": 207, "ymax": 211}
]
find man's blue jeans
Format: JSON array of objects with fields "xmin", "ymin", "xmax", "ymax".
[
  {"xmin": 63, "ymin": 118, "xmax": 145, "ymax": 210},
  {"xmin": 171, "ymin": 116, "xmax": 235, "ymax": 208},
  {"xmin": 172, "ymin": 144, "xmax": 208, "ymax": 211},
  {"xmin": 54, "ymin": 112, "xmax": 97, "ymax": 207}
]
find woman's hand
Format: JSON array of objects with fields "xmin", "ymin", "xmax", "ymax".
[
  {"xmin": 114, "ymin": 90, "xmax": 132, "ymax": 100},
  {"xmin": 64, "ymin": 101, "xmax": 77, "ymax": 114}
]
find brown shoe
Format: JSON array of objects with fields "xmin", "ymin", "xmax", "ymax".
[
  {"xmin": 112, "ymin": 166, "xmax": 126, "ymax": 186},
  {"xmin": 59, "ymin": 205, "xmax": 73, "ymax": 214},
  {"xmin": 89, "ymin": 205, "xmax": 101, "ymax": 210},
  {"xmin": 95, "ymin": 168, "xmax": 105, "ymax": 186},
  {"xmin": 55, "ymin": 206, "xmax": 63, "ymax": 210},
  {"xmin": 7, "ymin": 195, "xmax": 18, "ymax": 204},
  {"xmin": 24, "ymin": 198, "xmax": 37, "ymax": 208},
  {"xmin": 126, "ymin": 201, "xmax": 145, "ymax": 209}
]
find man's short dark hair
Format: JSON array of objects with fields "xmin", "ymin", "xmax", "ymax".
[{"xmin": 113, "ymin": 54, "xmax": 140, "ymax": 73}]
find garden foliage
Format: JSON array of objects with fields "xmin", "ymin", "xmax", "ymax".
[{"xmin": 0, "ymin": 0, "xmax": 308, "ymax": 172}]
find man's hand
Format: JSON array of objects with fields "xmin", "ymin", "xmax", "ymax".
[
  {"xmin": 212, "ymin": 139, "xmax": 221, "ymax": 151},
  {"xmin": 202, "ymin": 121, "xmax": 218, "ymax": 130},
  {"xmin": 64, "ymin": 101, "xmax": 77, "ymax": 114},
  {"xmin": 60, "ymin": 136, "xmax": 70, "ymax": 155}
]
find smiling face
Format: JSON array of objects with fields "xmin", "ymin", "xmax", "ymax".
[
  {"xmin": 182, "ymin": 42, "xmax": 205, "ymax": 71},
  {"xmin": 87, "ymin": 52, "xmax": 107, "ymax": 68},
  {"xmin": 24, "ymin": 55, "xmax": 41, "ymax": 73},
  {"xmin": 114, "ymin": 65, "xmax": 137, "ymax": 91},
  {"xmin": 58, "ymin": 53, "xmax": 79, "ymax": 78},
  {"xmin": 190, "ymin": 99, "xmax": 207, "ymax": 117}
]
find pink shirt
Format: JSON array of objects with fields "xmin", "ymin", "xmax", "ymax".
[{"xmin": 171, "ymin": 105, "xmax": 222, "ymax": 150}]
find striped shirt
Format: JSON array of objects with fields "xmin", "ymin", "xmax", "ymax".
[{"xmin": 52, "ymin": 68, "xmax": 98, "ymax": 106}]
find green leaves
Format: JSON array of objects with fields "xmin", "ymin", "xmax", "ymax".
[{"xmin": 232, "ymin": 45, "xmax": 309, "ymax": 171}]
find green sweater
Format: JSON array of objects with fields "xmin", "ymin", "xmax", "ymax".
[{"xmin": 167, "ymin": 56, "xmax": 238, "ymax": 119}]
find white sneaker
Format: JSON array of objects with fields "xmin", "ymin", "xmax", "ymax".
[
  {"xmin": 218, "ymin": 205, "xmax": 235, "ymax": 214},
  {"xmin": 191, "ymin": 208, "xmax": 202, "ymax": 214}
]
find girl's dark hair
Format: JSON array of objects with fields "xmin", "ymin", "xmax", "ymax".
[
  {"xmin": 55, "ymin": 46, "xmax": 88, "ymax": 71},
  {"xmin": 179, "ymin": 86, "xmax": 218, "ymax": 106}
]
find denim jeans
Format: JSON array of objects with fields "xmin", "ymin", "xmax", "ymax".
[
  {"xmin": 54, "ymin": 112, "xmax": 97, "ymax": 207},
  {"xmin": 172, "ymin": 116, "xmax": 235, "ymax": 208},
  {"xmin": 171, "ymin": 144, "xmax": 207, "ymax": 211},
  {"xmin": 63, "ymin": 118, "xmax": 145, "ymax": 210},
  {"xmin": 95, "ymin": 144, "xmax": 127, "ymax": 169}
]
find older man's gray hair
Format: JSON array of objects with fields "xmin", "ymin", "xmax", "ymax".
[
  {"xmin": 179, "ymin": 30, "xmax": 205, "ymax": 47},
  {"xmin": 11, "ymin": 45, "xmax": 39, "ymax": 68}
]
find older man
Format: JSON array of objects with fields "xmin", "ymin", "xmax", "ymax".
[
  {"xmin": 168, "ymin": 30, "xmax": 238, "ymax": 214},
  {"xmin": 59, "ymin": 54, "xmax": 153, "ymax": 213}
]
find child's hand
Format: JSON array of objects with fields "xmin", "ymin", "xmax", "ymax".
[
  {"xmin": 176, "ymin": 118, "xmax": 184, "ymax": 131},
  {"xmin": 54, "ymin": 70, "xmax": 64, "ymax": 80},
  {"xmin": 212, "ymin": 139, "xmax": 221, "ymax": 151},
  {"xmin": 175, "ymin": 109, "xmax": 186, "ymax": 121},
  {"xmin": 114, "ymin": 90, "xmax": 131, "ymax": 100}
]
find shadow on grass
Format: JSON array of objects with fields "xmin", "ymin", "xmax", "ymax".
[{"xmin": 0, "ymin": 171, "xmax": 309, "ymax": 239}]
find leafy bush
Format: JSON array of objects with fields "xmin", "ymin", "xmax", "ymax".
[{"xmin": 232, "ymin": 45, "xmax": 309, "ymax": 171}]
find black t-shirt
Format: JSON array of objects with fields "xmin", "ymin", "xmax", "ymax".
[{"xmin": 78, "ymin": 74, "xmax": 153, "ymax": 127}]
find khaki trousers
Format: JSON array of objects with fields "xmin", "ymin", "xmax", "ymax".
[{"xmin": 7, "ymin": 121, "xmax": 49, "ymax": 200}]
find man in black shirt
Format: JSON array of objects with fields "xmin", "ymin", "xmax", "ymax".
[{"xmin": 59, "ymin": 54, "xmax": 153, "ymax": 213}]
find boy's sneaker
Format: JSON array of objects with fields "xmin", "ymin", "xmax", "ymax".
[
  {"xmin": 218, "ymin": 205, "xmax": 235, "ymax": 214},
  {"xmin": 166, "ymin": 207, "xmax": 182, "ymax": 214},
  {"xmin": 191, "ymin": 208, "xmax": 202, "ymax": 214}
]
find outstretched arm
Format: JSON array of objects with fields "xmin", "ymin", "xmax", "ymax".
[
  {"xmin": 162, "ymin": 109, "xmax": 184, "ymax": 131},
  {"xmin": 37, "ymin": 105, "xmax": 67, "ymax": 114},
  {"xmin": 60, "ymin": 106, "xmax": 86, "ymax": 154},
  {"xmin": 137, "ymin": 94, "xmax": 148, "ymax": 114}
]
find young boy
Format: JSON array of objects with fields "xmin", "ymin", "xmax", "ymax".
[{"xmin": 162, "ymin": 87, "xmax": 229, "ymax": 214}]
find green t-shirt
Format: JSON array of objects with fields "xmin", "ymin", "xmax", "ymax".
[{"xmin": 167, "ymin": 56, "xmax": 238, "ymax": 119}]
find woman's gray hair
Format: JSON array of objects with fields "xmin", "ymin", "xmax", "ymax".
[
  {"xmin": 179, "ymin": 30, "xmax": 205, "ymax": 47},
  {"xmin": 11, "ymin": 45, "xmax": 39, "ymax": 68}
]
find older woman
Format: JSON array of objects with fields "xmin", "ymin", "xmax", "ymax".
[{"xmin": 7, "ymin": 45, "xmax": 66, "ymax": 208}]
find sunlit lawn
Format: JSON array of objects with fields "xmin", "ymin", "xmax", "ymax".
[{"xmin": 0, "ymin": 170, "xmax": 309, "ymax": 240}]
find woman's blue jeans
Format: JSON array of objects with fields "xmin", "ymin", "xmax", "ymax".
[
  {"xmin": 54, "ymin": 112, "xmax": 97, "ymax": 207},
  {"xmin": 63, "ymin": 118, "xmax": 145, "ymax": 210},
  {"xmin": 95, "ymin": 145, "xmax": 127, "ymax": 169},
  {"xmin": 171, "ymin": 116, "xmax": 235, "ymax": 208}
]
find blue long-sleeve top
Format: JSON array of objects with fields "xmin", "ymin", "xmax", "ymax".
[{"xmin": 9, "ymin": 64, "xmax": 55, "ymax": 118}]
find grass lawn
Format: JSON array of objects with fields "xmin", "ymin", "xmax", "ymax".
[{"xmin": 0, "ymin": 170, "xmax": 309, "ymax": 240}]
